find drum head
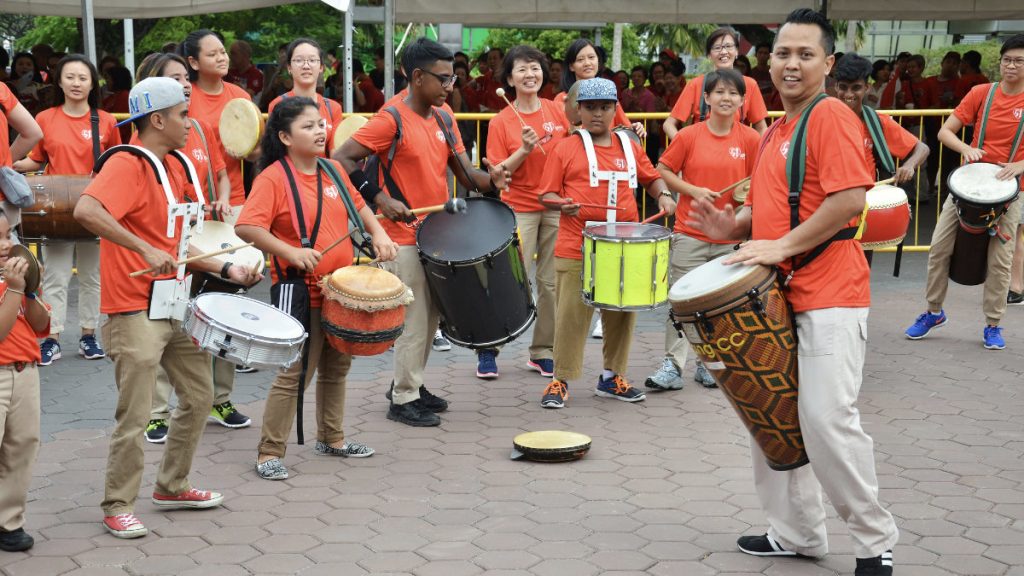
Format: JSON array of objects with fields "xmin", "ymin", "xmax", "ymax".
[
  {"xmin": 584, "ymin": 222, "xmax": 671, "ymax": 241},
  {"xmin": 332, "ymin": 115, "xmax": 368, "ymax": 153},
  {"xmin": 193, "ymin": 293, "xmax": 305, "ymax": 340},
  {"xmin": 9, "ymin": 244, "xmax": 41, "ymax": 294},
  {"xmin": 417, "ymin": 197, "xmax": 517, "ymax": 263},
  {"xmin": 668, "ymin": 253, "xmax": 767, "ymax": 304},
  {"xmin": 948, "ymin": 163, "xmax": 1019, "ymax": 204},
  {"xmin": 327, "ymin": 266, "xmax": 406, "ymax": 299},
  {"xmin": 867, "ymin": 184, "xmax": 909, "ymax": 208},
  {"xmin": 219, "ymin": 99, "xmax": 262, "ymax": 158},
  {"xmin": 511, "ymin": 430, "xmax": 592, "ymax": 462},
  {"xmin": 190, "ymin": 221, "xmax": 265, "ymax": 273}
]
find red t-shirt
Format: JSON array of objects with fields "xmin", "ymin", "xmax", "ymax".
[
  {"xmin": 358, "ymin": 77, "xmax": 385, "ymax": 113},
  {"xmin": 225, "ymin": 65, "xmax": 265, "ymax": 98},
  {"xmin": 928, "ymin": 75, "xmax": 959, "ymax": 108},
  {"xmin": 83, "ymin": 151, "xmax": 190, "ymax": 314},
  {"xmin": 670, "ymin": 74, "xmax": 768, "ymax": 126},
  {"xmin": 659, "ymin": 121, "xmax": 759, "ymax": 242},
  {"xmin": 486, "ymin": 99, "xmax": 569, "ymax": 212},
  {"xmin": 540, "ymin": 133, "xmax": 661, "ymax": 260},
  {"xmin": 268, "ymin": 92, "xmax": 344, "ymax": 158},
  {"xmin": 478, "ymin": 71, "xmax": 508, "ymax": 112},
  {"xmin": 956, "ymin": 73, "xmax": 990, "ymax": 103},
  {"xmin": 0, "ymin": 283, "xmax": 49, "ymax": 364},
  {"xmin": 188, "ymin": 81, "xmax": 252, "ymax": 205},
  {"xmin": 861, "ymin": 112, "xmax": 919, "ymax": 177},
  {"xmin": 352, "ymin": 98, "xmax": 465, "ymax": 246},
  {"xmin": 552, "ymin": 91, "xmax": 631, "ymax": 129},
  {"xmin": 955, "ymin": 83, "xmax": 1024, "ymax": 186},
  {"xmin": 748, "ymin": 97, "xmax": 873, "ymax": 312},
  {"xmin": 129, "ymin": 118, "xmax": 226, "ymax": 205},
  {"xmin": 0, "ymin": 83, "xmax": 19, "ymax": 167},
  {"xmin": 235, "ymin": 159, "xmax": 365, "ymax": 308},
  {"xmin": 28, "ymin": 107, "xmax": 121, "ymax": 175}
]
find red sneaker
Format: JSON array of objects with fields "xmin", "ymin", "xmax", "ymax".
[
  {"xmin": 151, "ymin": 488, "xmax": 224, "ymax": 510},
  {"xmin": 103, "ymin": 513, "xmax": 148, "ymax": 539}
]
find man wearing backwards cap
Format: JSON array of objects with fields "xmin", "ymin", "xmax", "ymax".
[{"xmin": 75, "ymin": 77, "xmax": 258, "ymax": 539}]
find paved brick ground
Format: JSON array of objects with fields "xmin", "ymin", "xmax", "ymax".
[{"xmin": 3, "ymin": 250, "xmax": 1023, "ymax": 575}]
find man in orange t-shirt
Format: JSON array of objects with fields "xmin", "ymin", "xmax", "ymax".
[
  {"xmin": 647, "ymin": 69, "xmax": 760, "ymax": 392},
  {"xmin": 335, "ymin": 38, "xmax": 508, "ymax": 427},
  {"xmin": 906, "ymin": 34, "xmax": 1024, "ymax": 351},
  {"xmin": 689, "ymin": 12, "xmax": 898, "ymax": 574},
  {"xmin": 73, "ymin": 77, "xmax": 259, "ymax": 540}
]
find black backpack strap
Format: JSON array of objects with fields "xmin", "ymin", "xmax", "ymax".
[
  {"xmin": 91, "ymin": 108, "xmax": 101, "ymax": 172},
  {"xmin": 861, "ymin": 105, "xmax": 896, "ymax": 179},
  {"xmin": 432, "ymin": 108, "xmax": 481, "ymax": 197},
  {"xmin": 376, "ymin": 106, "xmax": 411, "ymax": 206}
]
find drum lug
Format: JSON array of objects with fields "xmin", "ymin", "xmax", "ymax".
[
  {"xmin": 669, "ymin": 310, "xmax": 685, "ymax": 338},
  {"xmin": 693, "ymin": 311, "xmax": 713, "ymax": 339},
  {"xmin": 746, "ymin": 287, "xmax": 765, "ymax": 316}
]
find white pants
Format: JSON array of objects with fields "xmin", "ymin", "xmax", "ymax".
[
  {"xmin": 752, "ymin": 307, "xmax": 898, "ymax": 559},
  {"xmin": 41, "ymin": 240, "xmax": 101, "ymax": 335}
]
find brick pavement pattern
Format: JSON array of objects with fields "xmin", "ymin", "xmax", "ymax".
[{"xmin": 3, "ymin": 252, "xmax": 1023, "ymax": 575}]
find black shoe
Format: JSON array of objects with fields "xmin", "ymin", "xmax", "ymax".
[
  {"xmin": 737, "ymin": 533, "xmax": 806, "ymax": 557},
  {"xmin": 385, "ymin": 383, "xmax": 448, "ymax": 413},
  {"xmin": 387, "ymin": 399, "xmax": 441, "ymax": 427},
  {"xmin": 1009, "ymin": 290, "xmax": 1024, "ymax": 305},
  {"xmin": 855, "ymin": 551, "xmax": 893, "ymax": 576},
  {"xmin": 0, "ymin": 528, "xmax": 34, "ymax": 552}
]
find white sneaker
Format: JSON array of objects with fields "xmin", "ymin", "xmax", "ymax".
[
  {"xmin": 591, "ymin": 317, "xmax": 603, "ymax": 339},
  {"xmin": 432, "ymin": 329, "xmax": 452, "ymax": 352},
  {"xmin": 645, "ymin": 358, "xmax": 683, "ymax": 390}
]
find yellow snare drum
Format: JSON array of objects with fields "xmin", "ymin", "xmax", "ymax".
[{"xmin": 582, "ymin": 223, "xmax": 671, "ymax": 310}]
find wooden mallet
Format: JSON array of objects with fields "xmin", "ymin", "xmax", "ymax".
[
  {"xmin": 320, "ymin": 198, "xmax": 469, "ymax": 256},
  {"xmin": 496, "ymin": 88, "xmax": 546, "ymax": 155}
]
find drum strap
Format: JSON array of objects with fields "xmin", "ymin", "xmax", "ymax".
[
  {"xmin": 188, "ymin": 118, "xmax": 219, "ymax": 208},
  {"xmin": 90, "ymin": 108, "xmax": 101, "ymax": 172},
  {"xmin": 861, "ymin": 106, "xmax": 896, "ymax": 178},
  {"xmin": 276, "ymin": 159, "xmax": 325, "ymax": 278},
  {"xmin": 95, "ymin": 145, "xmax": 177, "ymax": 206},
  {"xmin": 978, "ymin": 83, "xmax": 1024, "ymax": 162},
  {"xmin": 432, "ymin": 108, "xmax": 489, "ymax": 198},
  {"xmin": 576, "ymin": 129, "xmax": 638, "ymax": 223},
  {"xmin": 167, "ymin": 150, "xmax": 207, "ymax": 211},
  {"xmin": 316, "ymin": 157, "xmax": 375, "ymax": 259}
]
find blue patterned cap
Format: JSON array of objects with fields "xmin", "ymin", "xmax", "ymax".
[
  {"xmin": 116, "ymin": 77, "xmax": 187, "ymax": 127},
  {"xmin": 575, "ymin": 78, "xmax": 618, "ymax": 103}
]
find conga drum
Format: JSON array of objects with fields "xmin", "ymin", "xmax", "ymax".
[
  {"xmin": 331, "ymin": 115, "xmax": 368, "ymax": 154},
  {"xmin": 860, "ymin": 184, "xmax": 911, "ymax": 250},
  {"xmin": 946, "ymin": 162, "xmax": 1020, "ymax": 286},
  {"xmin": 582, "ymin": 223, "xmax": 671, "ymax": 310},
  {"xmin": 320, "ymin": 266, "xmax": 413, "ymax": 356},
  {"xmin": 18, "ymin": 175, "xmax": 95, "ymax": 242},
  {"xmin": 219, "ymin": 98, "xmax": 263, "ymax": 158},
  {"xmin": 188, "ymin": 221, "xmax": 266, "ymax": 295},
  {"xmin": 668, "ymin": 255, "xmax": 807, "ymax": 471}
]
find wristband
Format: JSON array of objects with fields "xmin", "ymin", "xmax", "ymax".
[
  {"xmin": 348, "ymin": 168, "xmax": 382, "ymax": 203},
  {"xmin": 26, "ymin": 291, "xmax": 37, "ymax": 300},
  {"xmin": 220, "ymin": 262, "xmax": 233, "ymax": 279}
]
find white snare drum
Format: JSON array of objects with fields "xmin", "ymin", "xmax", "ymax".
[{"xmin": 183, "ymin": 293, "xmax": 307, "ymax": 368}]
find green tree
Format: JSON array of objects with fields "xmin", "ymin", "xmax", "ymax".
[{"xmin": 484, "ymin": 24, "xmax": 643, "ymax": 73}]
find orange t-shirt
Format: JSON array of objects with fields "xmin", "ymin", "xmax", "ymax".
[
  {"xmin": 669, "ymin": 74, "xmax": 768, "ymax": 127},
  {"xmin": 540, "ymin": 133, "xmax": 661, "ymax": 260},
  {"xmin": 486, "ymin": 99, "xmax": 569, "ymax": 212},
  {"xmin": 129, "ymin": 118, "xmax": 226, "ymax": 206},
  {"xmin": 0, "ymin": 83, "xmax": 19, "ymax": 167},
  {"xmin": 268, "ymin": 92, "xmax": 345, "ymax": 158},
  {"xmin": 352, "ymin": 98, "xmax": 465, "ymax": 246},
  {"xmin": 954, "ymin": 83, "xmax": 1024, "ymax": 169},
  {"xmin": 0, "ymin": 283, "xmax": 49, "ymax": 364},
  {"xmin": 188, "ymin": 81, "xmax": 252, "ymax": 205},
  {"xmin": 955, "ymin": 73, "xmax": 990, "ymax": 103},
  {"xmin": 552, "ymin": 91, "xmax": 631, "ymax": 129},
  {"xmin": 748, "ymin": 97, "xmax": 873, "ymax": 312},
  {"xmin": 659, "ymin": 121, "xmax": 759, "ymax": 242},
  {"xmin": 83, "ymin": 150, "xmax": 189, "ymax": 314},
  {"xmin": 28, "ymin": 107, "xmax": 121, "ymax": 175},
  {"xmin": 235, "ymin": 158, "xmax": 366, "ymax": 308},
  {"xmin": 861, "ymin": 112, "xmax": 919, "ymax": 178}
]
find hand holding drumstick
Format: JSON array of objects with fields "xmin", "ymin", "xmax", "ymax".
[{"xmin": 496, "ymin": 88, "xmax": 546, "ymax": 155}]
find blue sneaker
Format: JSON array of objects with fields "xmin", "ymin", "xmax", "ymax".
[
  {"xmin": 983, "ymin": 325, "xmax": 1005, "ymax": 350},
  {"xmin": 78, "ymin": 334, "xmax": 106, "ymax": 359},
  {"xmin": 476, "ymin": 349, "xmax": 499, "ymax": 379},
  {"xmin": 39, "ymin": 338, "xmax": 61, "ymax": 366},
  {"xmin": 905, "ymin": 310, "xmax": 947, "ymax": 339},
  {"xmin": 526, "ymin": 358, "xmax": 554, "ymax": 377},
  {"xmin": 595, "ymin": 374, "xmax": 646, "ymax": 402}
]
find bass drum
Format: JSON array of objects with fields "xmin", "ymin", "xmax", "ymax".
[
  {"xmin": 19, "ymin": 175, "xmax": 96, "ymax": 242},
  {"xmin": 416, "ymin": 196, "xmax": 535, "ymax": 349}
]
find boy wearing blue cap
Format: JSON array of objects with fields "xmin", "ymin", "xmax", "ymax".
[{"xmin": 538, "ymin": 78, "xmax": 677, "ymax": 409}]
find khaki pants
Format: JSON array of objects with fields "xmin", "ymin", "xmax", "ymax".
[
  {"xmin": 152, "ymin": 357, "xmax": 235, "ymax": 420},
  {"xmin": 516, "ymin": 209, "xmax": 559, "ymax": 360},
  {"xmin": 383, "ymin": 246, "xmax": 439, "ymax": 405},
  {"xmin": 101, "ymin": 313, "xmax": 213, "ymax": 515},
  {"xmin": 925, "ymin": 196, "xmax": 1020, "ymax": 325},
  {"xmin": 553, "ymin": 257, "xmax": 635, "ymax": 381},
  {"xmin": 752, "ymin": 307, "xmax": 897, "ymax": 559},
  {"xmin": 0, "ymin": 365, "xmax": 40, "ymax": 532},
  {"xmin": 258, "ymin": 308, "xmax": 352, "ymax": 458},
  {"xmin": 663, "ymin": 234, "xmax": 736, "ymax": 370},
  {"xmin": 41, "ymin": 240, "xmax": 101, "ymax": 334}
]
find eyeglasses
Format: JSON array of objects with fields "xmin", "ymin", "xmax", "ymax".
[
  {"xmin": 710, "ymin": 43, "xmax": 737, "ymax": 54},
  {"xmin": 290, "ymin": 58, "xmax": 321, "ymax": 67},
  {"xmin": 418, "ymin": 68, "xmax": 457, "ymax": 88},
  {"xmin": 1001, "ymin": 57, "xmax": 1024, "ymax": 68}
]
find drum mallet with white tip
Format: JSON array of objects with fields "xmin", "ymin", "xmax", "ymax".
[{"xmin": 496, "ymin": 88, "xmax": 546, "ymax": 155}]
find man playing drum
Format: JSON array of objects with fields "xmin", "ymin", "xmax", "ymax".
[
  {"xmin": 689, "ymin": 10, "xmax": 897, "ymax": 575},
  {"xmin": 904, "ymin": 34, "xmax": 1024, "ymax": 350},
  {"xmin": 74, "ymin": 77, "xmax": 259, "ymax": 539}
]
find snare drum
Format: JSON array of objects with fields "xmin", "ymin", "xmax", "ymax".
[
  {"xmin": 860, "ymin": 184, "xmax": 911, "ymax": 250},
  {"xmin": 582, "ymin": 223, "xmax": 671, "ymax": 310},
  {"xmin": 947, "ymin": 163, "xmax": 1020, "ymax": 285},
  {"xmin": 669, "ymin": 255, "xmax": 807, "ymax": 471},
  {"xmin": 189, "ymin": 221, "xmax": 265, "ymax": 294},
  {"xmin": 219, "ymin": 99, "xmax": 263, "ymax": 158},
  {"xmin": 19, "ymin": 175, "xmax": 95, "ymax": 242},
  {"xmin": 183, "ymin": 293, "xmax": 307, "ymax": 369},
  {"xmin": 320, "ymin": 266, "xmax": 413, "ymax": 356},
  {"xmin": 416, "ymin": 196, "xmax": 536, "ymax": 349}
]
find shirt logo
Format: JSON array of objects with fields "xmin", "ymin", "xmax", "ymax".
[
  {"xmin": 191, "ymin": 149, "xmax": 208, "ymax": 164},
  {"xmin": 779, "ymin": 141, "xmax": 790, "ymax": 159},
  {"xmin": 1015, "ymin": 108, "xmax": 1023, "ymax": 120},
  {"xmin": 324, "ymin": 185, "xmax": 339, "ymax": 199},
  {"xmin": 729, "ymin": 147, "xmax": 746, "ymax": 160},
  {"xmin": 864, "ymin": 138, "xmax": 874, "ymax": 150},
  {"xmin": 614, "ymin": 159, "xmax": 627, "ymax": 170},
  {"xmin": 543, "ymin": 121, "xmax": 556, "ymax": 133},
  {"xmin": 436, "ymin": 130, "xmax": 446, "ymax": 142},
  {"xmin": 81, "ymin": 129, "xmax": 92, "ymax": 140}
]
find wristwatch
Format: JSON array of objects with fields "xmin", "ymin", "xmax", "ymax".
[
  {"xmin": 220, "ymin": 262, "xmax": 233, "ymax": 279},
  {"xmin": 659, "ymin": 190, "xmax": 676, "ymax": 201}
]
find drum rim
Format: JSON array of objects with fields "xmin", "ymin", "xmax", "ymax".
[
  {"xmin": 582, "ymin": 222, "xmax": 672, "ymax": 241},
  {"xmin": 416, "ymin": 197, "xmax": 519, "ymax": 266},
  {"xmin": 668, "ymin": 261, "xmax": 775, "ymax": 318},
  {"xmin": 948, "ymin": 162, "xmax": 1020, "ymax": 204},
  {"xmin": 441, "ymin": 308, "xmax": 536, "ymax": 350},
  {"xmin": 189, "ymin": 293, "xmax": 307, "ymax": 343}
]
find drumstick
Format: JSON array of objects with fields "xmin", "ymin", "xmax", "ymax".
[
  {"xmin": 496, "ymin": 88, "xmax": 546, "ymax": 155},
  {"xmin": 320, "ymin": 227, "xmax": 360, "ymax": 257},
  {"xmin": 544, "ymin": 197, "xmax": 618, "ymax": 211},
  {"xmin": 641, "ymin": 210, "xmax": 668, "ymax": 224},
  {"xmin": 716, "ymin": 177, "xmax": 751, "ymax": 196},
  {"xmin": 322, "ymin": 199, "xmax": 468, "ymax": 257},
  {"xmin": 874, "ymin": 177, "xmax": 896, "ymax": 187},
  {"xmin": 128, "ymin": 242, "xmax": 256, "ymax": 278}
]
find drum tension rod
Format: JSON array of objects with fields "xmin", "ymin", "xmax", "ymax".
[
  {"xmin": 746, "ymin": 288, "xmax": 765, "ymax": 317},
  {"xmin": 669, "ymin": 311, "xmax": 685, "ymax": 339},
  {"xmin": 693, "ymin": 311, "xmax": 713, "ymax": 338}
]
